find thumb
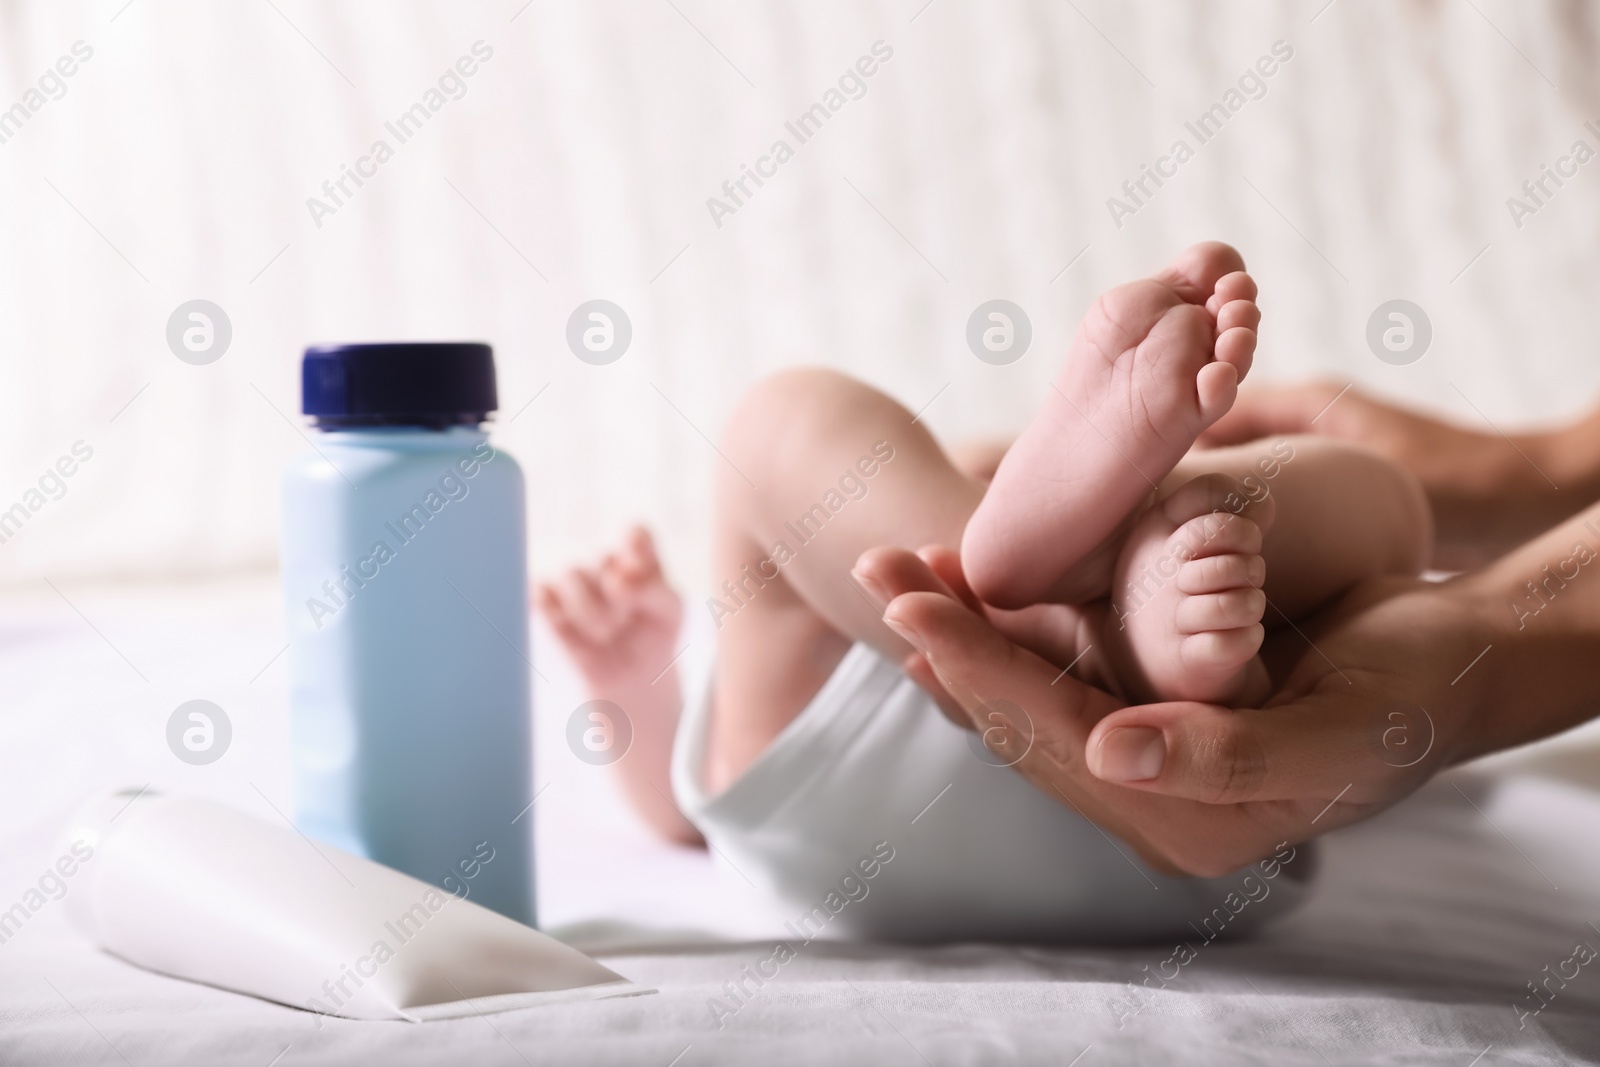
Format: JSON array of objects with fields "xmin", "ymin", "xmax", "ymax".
[{"xmin": 1082, "ymin": 694, "xmax": 1421, "ymax": 812}]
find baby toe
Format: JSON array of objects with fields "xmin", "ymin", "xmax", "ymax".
[
  {"xmin": 620, "ymin": 526, "xmax": 662, "ymax": 574},
  {"xmin": 1177, "ymin": 552, "xmax": 1266, "ymax": 594},
  {"xmin": 1176, "ymin": 587, "xmax": 1267, "ymax": 634},
  {"xmin": 1215, "ymin": 298, "xmax": 1260, "ymax": 335},
  {"xmin": 538, "ymin": 582, "xmax": 591, "ymax": 645},
  {"xmin": 1181, "ymin": 623, "xmax": 1265, "ymax": 669},
  {"xmin": 1214, "ymin": 326, "xmax": 1257, "ymax": 380},
  {"xmin": 1158, "ymin": 242, "xmax": 1247, "ymax": 304},
  {"xmin": 558, "ymin": 569, "xmax": 620, "ymax": 641},
  {"xmin": 1196, "ymin": 360, "xmax": 1241, "ymax": 424},
  {"xmin": 598, "ymin": 559, "xmax": 634, "ymax": 605},
  {"xmin": 1206, "ymin": 270, "xmax": 1257, "ymax": 314}
]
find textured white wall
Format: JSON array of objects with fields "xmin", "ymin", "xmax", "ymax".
[{"xmin": 2, "ymin": 0, "xmax": 1599, "ymax": 592}]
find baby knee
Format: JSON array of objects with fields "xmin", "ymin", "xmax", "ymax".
[{"xmin": 721, "ymin": 367, "xmax": 893, "ymax": 472}]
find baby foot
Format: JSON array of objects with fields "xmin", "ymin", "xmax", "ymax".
[
  {"xmin": 537, "ymin": 527, "xmax": 703, "ymax": 845},
  {"xmin": 535, "ymin": 526, "xmax": 684, "ymax": 707},
  {"xmin": 1102, "ymin": 475, "xmax": 1273, "ymax": 706},
  {"xmin": 963, "ymin": 242, "xmax": 1260, "ymax": 609}
]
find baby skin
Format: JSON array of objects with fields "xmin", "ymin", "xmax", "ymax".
[{"xmin": 540, "ymin": 243, "xmax": 1432, "ymax": 836}]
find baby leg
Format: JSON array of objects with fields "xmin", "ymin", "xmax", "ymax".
[
  {"xmin": 542, "ymin": 372, "xmax": 1025, "ymax": 830},
  {"xmin": 706, "ymin": 368, "xmax": 988, "ymax": 790}
]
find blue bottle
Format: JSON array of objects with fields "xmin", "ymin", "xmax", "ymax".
[{"xmin": 281, "ymin": 343, "xmax": 534, "ymax": 926}]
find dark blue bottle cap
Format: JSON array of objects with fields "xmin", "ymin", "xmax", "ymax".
[{"xmin": 302, "ymin": 342, "xmax": 498, "ymax": 429}]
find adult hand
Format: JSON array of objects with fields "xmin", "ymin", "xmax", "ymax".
[
  {"xmin": 851, "ymin": 544, "xmax": 1502, "ymax": 877},
  {"xmin": 1203, "ymin": 381, "xmax": 1592, "ymax": 568},
  {"xmin": 1202, "ymin": 381, "xmax": 1500, "ymax": 480}
]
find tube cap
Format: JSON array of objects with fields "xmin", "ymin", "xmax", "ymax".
[{"xmin": 302, "ymin": 342, "xmax": 498, "ymax": 428}]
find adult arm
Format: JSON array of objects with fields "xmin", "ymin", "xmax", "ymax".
[
  {"xmin": 852, "ymin": 501, "xmax": 1600, "ymax": 875},
  {"xmin": 1202, "ymin": 382, "xmax": 1600, "ymax": 568}
]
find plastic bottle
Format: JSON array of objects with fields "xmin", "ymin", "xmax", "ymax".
[{"xmin": 280, "ymin": 342, "xmax": 534, "ymax": 926}]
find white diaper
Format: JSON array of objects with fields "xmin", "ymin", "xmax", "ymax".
[{"xmin": 672, "ymin": 642, "xmax": 1312, "ymax": 943}]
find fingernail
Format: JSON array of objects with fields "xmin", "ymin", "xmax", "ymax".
[
  {"xmin": 1093, "ymin": 727, "xmax": 1166, "ymax": 782},
  {"xmin": 851, "ymin": 566, "xmax": 888, "ymax": 607},
  {"xmin": 882, "ymin": 611, "xmax": 924, "ymax": 650}
]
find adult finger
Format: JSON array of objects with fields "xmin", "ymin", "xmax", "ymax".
[
  {"xmin": 861, "ymin": 545, "xmax": 1113, "ymax": 733},
  {"xmin": 901, "ymin": 650, "xmax": 973, "ymax": 729},
  {"xmin": 1198, "ymin": 381, "xmax": 1348, "ymax": 446},
  {"xmin": 1082, "ymin": 695, "xmax": 1417, "ymax": 809},
  {"xmin": 852, "ymin": 545, "xmax": 966, "ymax": 612},
  {"xmin": 851, "ymin": 546, "xmax": 980, "ymax": 725},
  {"xmin": 916, "ymin": 544, "xmax": 985, "ymax": 614},
  {"xmin": 881, "ymin": 590, "xmax": 1124, "ymax": 800}
]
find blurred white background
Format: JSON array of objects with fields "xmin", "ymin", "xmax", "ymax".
[{"xmin": 3, "ymin": 0, "xmax": 1600, "ymax": 593}]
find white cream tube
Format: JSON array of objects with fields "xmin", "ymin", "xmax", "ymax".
[{"xmin": 61, "ymin": 791, "xmax": 649, "ymax": 1021}]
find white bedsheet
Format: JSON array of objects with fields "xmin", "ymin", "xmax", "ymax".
[{"xmin": 2, "ymin": 578, "xmax": 1599, "ymax": 1065}]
